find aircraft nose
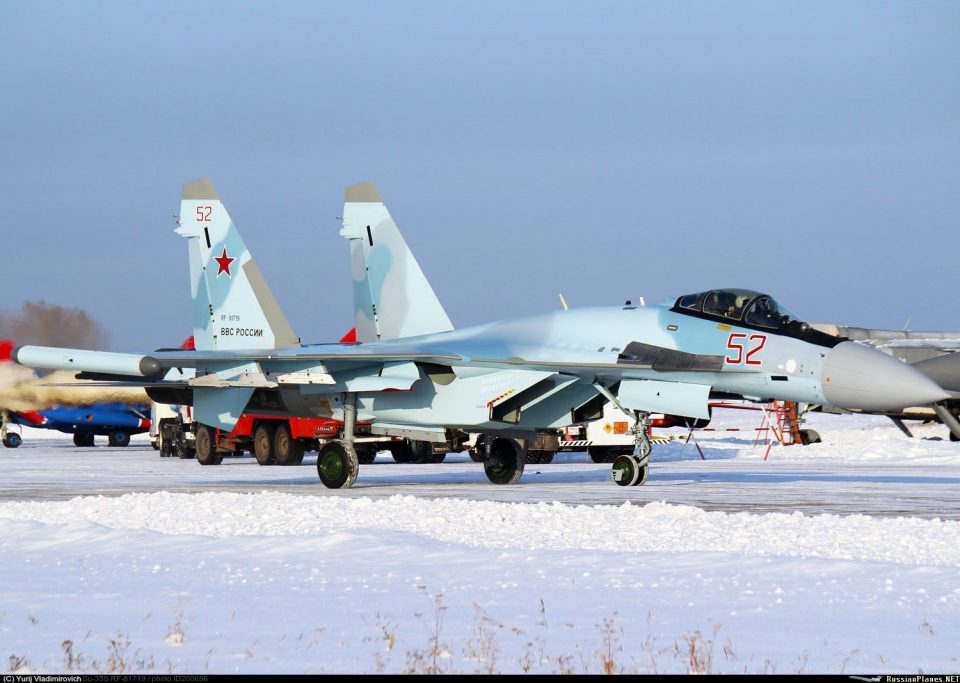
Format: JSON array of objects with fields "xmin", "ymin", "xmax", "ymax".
[{"xmin": 822, "ymin": 341, "xmax": 949, "ymax": 411}]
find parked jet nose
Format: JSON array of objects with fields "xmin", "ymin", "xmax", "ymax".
[{"xmin": 822, "ymin": 341, "xmax": 949, "ymax": 411}]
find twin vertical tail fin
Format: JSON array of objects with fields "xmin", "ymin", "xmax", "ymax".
[
  {"xmin": 340, "ymin": 181, "xmax": 454, "ymax": 342},
  {"xmin": 175, "ymin": 178, "xmax": 448, "ymax": 348},
  {"xmin": 176, "ymin": 179, "xmax": 299, "ymax": 352}
]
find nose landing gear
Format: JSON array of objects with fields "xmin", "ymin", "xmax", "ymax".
[{"xmin": 612, "ymin": 410, "xmax": 651, "ymax": 487}]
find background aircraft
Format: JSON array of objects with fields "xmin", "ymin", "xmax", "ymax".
[
  {"xmin": 1, "ymin": 403, "xmax": 150, "ymax": 448},
  {"xmin": 809, "ymin": 324, "xmax": 960, "ymax": 439},
  {"xmin": 0, "ymin": 339, "xmax": 150, "ymax": 448},
  {"xmin": 12, "ymin": 180, "xmax": 949, "ymax": 488}
]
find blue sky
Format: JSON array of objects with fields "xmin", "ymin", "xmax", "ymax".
[{"xmin": 1, "ymin": 1, "xmax": 957, "ymax": 350}]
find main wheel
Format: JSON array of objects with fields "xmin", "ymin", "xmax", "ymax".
[
  {"xmin": 525, "ymin": 450, "xmax": 554, "ymax": 465},
  {"xmin": 253, "ymin": 423, "xmax": 276, "ymax": 465},
  {"xmin": 483, "ymin": 438, "xmax": 525, "ymax": 485},
  {"xmin": 3, "ymin": 433, "xmax": 22, "ymax": 448},
  {"xmin": 274, "ymin": 423, "xmax": 305, "ymax": 466},
  {"xmin": 799, "ymin": 429, "xmax": 822, "ymax": 445},
  {"xmin": 73, "ymin": 433, "xmax": 93, "ymax": 448},
  {"xmin": 108, "ymin": 430, "xmax": 131, "ymax": 447},
  {"xmin": 611, "ymin": 454, "xmax": 640, "ymax": 486},
  {"xmin": 195, "ymin": 425, "xmax": 222, "ymax": 465},
  {"xmin": 950, "ymin": 431, "xmax": 959, "ymax": 443},
  {"xmin": 317, "ymin": 441, "xmax": 359, "ymax": 489}
]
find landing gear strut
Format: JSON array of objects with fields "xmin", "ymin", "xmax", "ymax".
[
  {"xmin": 317, "ymin": 393, "xmax": 360, "ymax": 489},
  {"xmin": 612, "ymin": 410, "xmax": 651, "ymax": 487}
]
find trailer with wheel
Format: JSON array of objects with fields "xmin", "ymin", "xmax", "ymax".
[
  {"xmin": 466, "ymin": 431, "xmax": 559, "ymax": 464},
  {"xmin": 153, "ymin": 402, "xmax": 196, "ymax": 459},
  {"xmin": 191, "ymin": 414, "xmax": 442, "ymax": 467},
  {"xmin": 203, "ymin": 414, "xmax": 348, "ymax": 466},
  {"xmin": 559, "ymin": 402, "xmax": 703, "ymax": 463}
]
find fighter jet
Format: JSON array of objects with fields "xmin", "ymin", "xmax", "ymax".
[
  {"xmin": 808, "ymin": 324, "xmax": 960, "ymax": 439},
  {"xmin": 1, "ymin": 403, "xmax": 150, "ymax": 448},
  {"xmin": 12, "ymin": 179, "xmax": 949, "ymax": 488},
  {"xmin": 0, "ymin": 339, "xmax": 150, "ymax": 448}
]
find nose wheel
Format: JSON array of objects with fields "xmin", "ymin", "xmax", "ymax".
[{"xmin": 611, "ymin": 454, "xmax": 649, "ymax": 486}]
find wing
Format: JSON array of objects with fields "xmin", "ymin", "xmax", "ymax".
[
  {"xmin": 14, "ymin": 339, "xmax": 751, "ymax": 430},
  {"xmin": 13, "ymin": 343, "xmax": 461, "ymax": 375}
]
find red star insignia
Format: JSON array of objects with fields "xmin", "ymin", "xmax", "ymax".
[{"xmin": 214, "ymin": 247, "xmax": 235, "ymax": 277}]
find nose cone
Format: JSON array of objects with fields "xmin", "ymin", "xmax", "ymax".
[{"xmin": 822, "ymin": 341, "xmax": 949, "ymax": 411}]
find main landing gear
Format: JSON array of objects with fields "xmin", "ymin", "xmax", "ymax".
[
  {"xmin": 317, "ymin": 393, "xmax": 360, "ymax": 489},
  {"xmin": 611, "ymin": 410, "xmax": 651, "ymax": 487},
  {"xmin": 477, "ymin": 435, "xmax": 525, "ymax": 485}
]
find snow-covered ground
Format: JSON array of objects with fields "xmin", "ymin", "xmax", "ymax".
[{"xmin": 1, "ymin": 411, "xmax": 959, "ymax": 673}]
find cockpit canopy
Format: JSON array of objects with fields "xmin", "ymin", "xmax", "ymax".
[{"xmin": 674, "ymin": 289, "xmax": 799, "ymax": 330}]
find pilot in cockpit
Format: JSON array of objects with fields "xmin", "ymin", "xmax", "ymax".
[
  {"xmin": 745, "ymin": 296, "xmax": 782, "ymax": 328},
  {"xmin": 716, "ymin": 291, "xmax": 738, "ymax": 319}
]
